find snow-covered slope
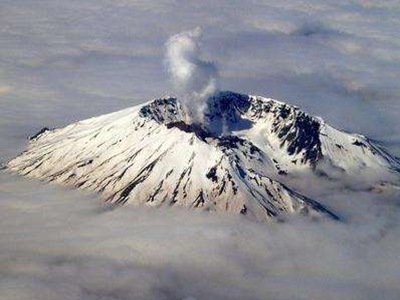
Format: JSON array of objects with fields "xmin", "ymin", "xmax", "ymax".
[
  {"xmin": 7, "ymin": 91, "xmax": 400, "ymax": 222},
  {"xmin": 206, "ymin": 92, "xmax": 400, "ymax": 176}
]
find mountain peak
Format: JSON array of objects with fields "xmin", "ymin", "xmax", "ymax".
[{"xmin": 138, "ymin": 91, "xmax": 324, "ymax": 166}]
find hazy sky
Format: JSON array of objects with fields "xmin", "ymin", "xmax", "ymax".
[
  {"xmin": 1, "ymin": 1, "xmax": 400, "ymax": 299},
  {"xmin": 1, "ymin": 0, "xmax": 400, "ymax": 158}
]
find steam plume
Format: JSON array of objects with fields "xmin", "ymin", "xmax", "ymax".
[{"xmin": 166, "ymin": 28, "xmax": 219, "ymax": 123}]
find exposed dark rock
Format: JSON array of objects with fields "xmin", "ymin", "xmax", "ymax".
[
  {"xmin": 166, "ymin": 121, "xmax": 212, "ymax": 141},
  {"xmin": 353, "ymin": 140, "xmax": 367, "ymax": 147},
  {"xmin": 139, "ymin": 97, "xmax": 181, "ymax": 123},
  {"xmin": 206, "ymin": 166, "xmax": 218, "ymax": 182},
  {"xmin": 29, "ymin": 127, "xmax": 51, "ymax": 140}
]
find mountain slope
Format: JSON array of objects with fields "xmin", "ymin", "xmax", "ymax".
[{"xmin": 7, "ymin": 91, "xmax": 400, "ymax": 222}]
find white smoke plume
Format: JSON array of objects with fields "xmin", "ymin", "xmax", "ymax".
[{"xmin": 166, "ymin": 28, "xmax": 219, "ymax": 124}]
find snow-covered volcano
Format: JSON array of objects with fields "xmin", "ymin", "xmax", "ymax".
[{"xmin": 7, "ymin": 92, "xmax": 400, "ymax": 222}]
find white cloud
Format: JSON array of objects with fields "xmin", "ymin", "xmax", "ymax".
[{"xmin": 0, "ymin": 171, "xmax": 400, "ymax": 300}]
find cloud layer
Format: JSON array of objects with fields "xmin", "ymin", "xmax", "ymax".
[{"xmin": 1, "ymin": 171, "xmax": 400, "ymax": 300}]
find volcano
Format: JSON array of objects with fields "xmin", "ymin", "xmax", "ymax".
[{"xmin": 7, "ymin": 91, "xmax": 400, "ymax": 222}]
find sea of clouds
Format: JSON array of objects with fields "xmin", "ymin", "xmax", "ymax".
[
  {"xmin": 1, "ymin": 170, "xmax": 399, "ymax": 300},
  {"xmin": 1, "ymin": 1, "xmax": 400, "ymax": 299}
]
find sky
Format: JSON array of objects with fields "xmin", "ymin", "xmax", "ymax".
[
  {"xmin": 1, "ymin": 0, "xmax": 400, "ymax": 158},
  {"xmin": 1, "ymin": 1, "xmax": 400, "ymax": 299}
]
